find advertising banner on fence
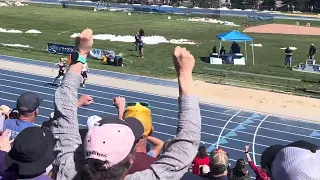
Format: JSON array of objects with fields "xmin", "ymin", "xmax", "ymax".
[
  {"xmin": 47, "ymin": 43, "xmax": 75, "ymax": 55},
  {"xmin": 89, "ymin": 48, "xmax": 103, "ymax": 59}
]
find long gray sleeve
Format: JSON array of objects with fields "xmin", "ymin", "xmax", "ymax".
[
  {"xmin": 126, "ymin": 95, "xmax": 201, "ymax": 180},
  {"xmin": 51, "ymin": 71, "xmax": 83, "ymax": 180}
]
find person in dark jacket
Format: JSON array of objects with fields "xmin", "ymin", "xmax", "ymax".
[
  {"xmin": 308, "ymin": 44, "xmax": 317, "ymax": 59},
  {"xmin": 228, "ymin": 159, "xmax": 251, "ymax": 180},
  {"xmin": 284, "ymin": 46, "xmax": 293, "ymax": 68}
]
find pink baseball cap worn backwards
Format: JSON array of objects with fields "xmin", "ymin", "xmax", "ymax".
[{"xmin": 84, "ymin": 117, "xmax": 144, "ymax": 169}]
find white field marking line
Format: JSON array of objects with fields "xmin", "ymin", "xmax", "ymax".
[
  {"xmin": 200, "ymin": 114, "xmax": 320, "ymax": 140},
  {"xmin": 216, "ymin": 111, "xmax": 241, "ymax": 149},
  {"xmin": 0, "ymin": 85, "xmax": 302, "ymax": 143},
  {"xmin": 2, "ymin": 72, "xmax": 318, "ymax": 131},
  {"xmin": 219, "ymin": 115, "xmax": 254, "ymax": 142},
  {"xmin": 0, "ymin": 94, "xmax": 268, "ymax": 147},
  {"xmin": 201, "ymin": 122, "xmax": 292, "ymax": 143},
  {"xmin": 253, "ymin": 115, "xmax": 269, "ymax": 165},
  {"xmin": 1, "ymin": 57, "xmax": 320, "ymax": 125},
  {"xmin": 201, "ymin": 131, "xmax": 269, "ymax": 147},
  {"xmin": 0, "ymin": 88, "xmax": 306, "ymax": 143}
]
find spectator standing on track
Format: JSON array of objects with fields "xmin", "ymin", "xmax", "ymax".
[
  {"xmin": 284, "ymin": 46, "xmax": 292, "ymax": 68},
  {"xmin": 1, "ymin": 92, "xmax": 41, "ymax": 140},
  {"xmin": 244, "ymin": 145, "xmax": 271, "ymax": 180},
  {"xmin": 227, "ymin": 158, "xmax": 251, "ymax": 180},
  {"xmin": 50, "ymin": 28, "xmax": 201, "ymax": 180},
  {"xmin": 308, "ymin": 44, "xmax": 317, "ymax": 59},
  {"xmin": 192, "ymin": 146, "xmax": 210, "ymax": 175}
]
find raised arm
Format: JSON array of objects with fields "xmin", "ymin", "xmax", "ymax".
[
  {"xmin": 113, "ymin": 96, "xmax": 126, "ymax": 120},
  {"xmin": 244, "ymin": 145, "xmax": 252, "ymax": 162},
  {"xmin": 126, "ymin": 46, "xmax": 201, "ymax": 180},
  {"xmin": 147, "ymin": 136, "xmax": 164, "ymax": 158},
  {"xmin": 51, "ymin": 29, "xmax": 93, "ymax": 180}
]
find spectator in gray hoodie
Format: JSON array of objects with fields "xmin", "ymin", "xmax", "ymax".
[{"xmin": 51, "ymin": 28, "xmax": 201, "ymax": 180}]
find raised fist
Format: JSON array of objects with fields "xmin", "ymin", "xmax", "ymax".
[
  {"xmin": 173, "ymin": 46, "xmax": 195, "ymax": 76},
  {"xmin": 78, "ymin": 94, "xmax": 93, "ymax": 107},
  {"xmin": 75, "ymin": 28, "xmax": 93, "ymax": 57},
  {"xmin": 113, "ymin": 96, "xmax": 126, "ymax": 110}
]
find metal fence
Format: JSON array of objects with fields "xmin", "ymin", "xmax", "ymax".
[
  {"xmin": 193, "ymin": 67, "xmax": 320, "ymax": 99},
  {"xmin": 62, "ymin": 1, "xmax": 222, "ymax": 17}
]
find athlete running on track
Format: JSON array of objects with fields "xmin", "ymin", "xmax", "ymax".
[
  {"xmin": 52, "ymin": 58, "xmax": 68, "ymax": 85},
  {"xmin": 81, "ymin": 62, "xmax": 89, "ymax": 87}
]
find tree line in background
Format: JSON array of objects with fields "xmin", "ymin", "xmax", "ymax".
[{"xmin": 229, "ymin": 0, "xmax": 318, "ymax": 9}]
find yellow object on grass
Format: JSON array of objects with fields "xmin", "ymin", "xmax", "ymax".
[
  {"xmin": 123, "ymin": 102, "xmax": 152, "ymax": 137},
  {"xmin": 102, "ymin": 56, "xmax": 107, "ymax": 64}
]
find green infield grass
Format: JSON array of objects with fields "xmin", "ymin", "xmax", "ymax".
[{"xmin": 0, "ymin": 4, "xmax": 319, "ymax": 96}]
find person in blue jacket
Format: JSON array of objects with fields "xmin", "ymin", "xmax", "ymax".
[{"xmin": 1, "ymin": 92, "xmax": 40, "ymax": 140}]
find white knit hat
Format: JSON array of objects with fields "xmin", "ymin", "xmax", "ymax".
[
  {"xmin": 201, "ymin": 165, "xmax": 210, "ymax": 174},
  {"xmin": 87, "ymin": 115, "xmax": 102, "ymax": 129},
  {"xmin": 271, "ymin": 147, "xmax": 320, "ymax": 180}
]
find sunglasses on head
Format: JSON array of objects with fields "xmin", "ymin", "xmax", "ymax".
[{"xmin": 125, "ymin": 102, "xmax": 150, "ymax": 108}]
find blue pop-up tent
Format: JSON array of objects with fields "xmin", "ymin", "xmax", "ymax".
[{"xmin": 216, "ymin": 30, "xmax": 255, "ymax": 65}]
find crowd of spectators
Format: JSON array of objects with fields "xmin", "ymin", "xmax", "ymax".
[{"xmin": 0, "ymin": 28, "xmax": 319, "ymax": 180}]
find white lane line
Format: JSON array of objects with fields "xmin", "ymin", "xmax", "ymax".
[
  {"xmin": 253, "ymin": 115, "xmax": 269, "ymax": 165},
  {"xmin": 216, "ymin": 111, "xmax": 241, "ymax": 149},
  {"xmin": 2, "ymin": 74, "xmax": 320, "ymax": 134},
  {"xmin": 0, "ymin": 86, "xmax": 314, "ymax": 143},
  {"xmin": 1, "ymin": 62, "xmax": 319, "ymax": 125},
  {"xmin": 0, "ymin": 72, "xmax": 268, "ymax": 119},
  {"xmin": 0, "ymin": 75, "xmax": 242, "ymax": 118},
  {"xmin": 1, "ymin": 97, "xmax": 263, "ymax": 155},
  {"xmin": 0, "ymin": 95, "xmax": 269, "ymax": 147}
]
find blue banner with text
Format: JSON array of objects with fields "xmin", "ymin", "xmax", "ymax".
[{"xmin": 47, "ymin": 43, "xmax": 75, "ymax": 55}]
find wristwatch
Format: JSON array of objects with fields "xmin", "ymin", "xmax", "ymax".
[
  {"xmin": 245, "ymin": 151, "xmax": 249, "ymax": 154},
  {"xmin": 70, "ymin": 51, "xmax": 87, "ymax": 64}
]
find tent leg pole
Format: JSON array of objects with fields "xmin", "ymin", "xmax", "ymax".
[
  {"xmin": 252, "ymin": 42, "xmax": 255, "ymax": 65},
  {"xmin": 245, "ymin": 41, "xmax": 248, "ymax": 63},
  {"xmin": 218, "ymin": 41, "xmax": 222, "ymax": 58}
]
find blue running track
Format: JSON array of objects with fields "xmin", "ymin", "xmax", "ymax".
[{"xmin": 0, "ymin": 56, "xmax": 320, "ymax": 178}]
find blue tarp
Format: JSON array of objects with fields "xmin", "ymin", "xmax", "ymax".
[{"xmin": 216, "ymin": 30, "xmax": 253, "ymax": 42}]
